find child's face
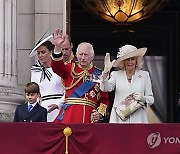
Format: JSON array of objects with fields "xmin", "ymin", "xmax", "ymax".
[{"xmin": 25, "ymin": 93, "xmax": 40, "ymax": 104}]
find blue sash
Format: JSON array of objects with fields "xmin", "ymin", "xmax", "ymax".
[
  {"xmin": 70, "ymin": 68, "xmax": 102, "ymax": 98},
  {"xmin": 57, "ymin": 68, "xmax": 101, "ymax": 122},
  {"xmin": 70, "ymin": 81, "xmax": 95, "ymax": 98}
]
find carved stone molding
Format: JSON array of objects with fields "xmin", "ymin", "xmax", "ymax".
[
  {"xmin": 0, "ymin": 86, "xmax": 25, "ymax": 122},
  {"xmin": 0, "ymin": 111, "xmax": 14, "ymax": 122}
]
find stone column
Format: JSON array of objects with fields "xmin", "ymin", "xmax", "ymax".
[
  {"xmin": 0, "ymin": 0, "xmax": 25, "ymax": 122},
  {"xmin": 34, "ymin": 0, "xmax": 66, "ymax": 41}
]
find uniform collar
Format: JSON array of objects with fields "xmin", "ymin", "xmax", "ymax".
[
  {"xmin": 77, "ymin": 63, "xmax": 93, "ymax": 71},
  {"xmin": 64, "ymin": 52, "xmax": 74, "ymax": 64}
]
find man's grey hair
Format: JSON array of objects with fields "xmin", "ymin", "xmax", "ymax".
[{"xmin": 76, "ymin": 42, "xmax": 95, "ymax": 58}]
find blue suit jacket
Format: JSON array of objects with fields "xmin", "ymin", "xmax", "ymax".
[{"xmin": 13, "ymin": 102, "xmax": 47, "ymax": 122}]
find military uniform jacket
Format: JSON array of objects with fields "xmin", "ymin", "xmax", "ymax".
[{"xmin": 51, "ymin": 54, "xmax": 110, "ymax": 124}]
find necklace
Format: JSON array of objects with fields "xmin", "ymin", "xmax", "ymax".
[
  {"xmin": 127, "ymin": 76, "xmax": 132, "ymax": 83},
  {"xmin": 126, "ymin": 70, "xmax": 135, "ymax": 83}
]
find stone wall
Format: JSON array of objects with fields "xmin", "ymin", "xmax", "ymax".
[
  {"xmin": 17, "ymin": 0, "xmax": 66, "ymax": 94},
  {"xmin": 0, "ymin": 0, "xmax": 66, "ymax": 121}
]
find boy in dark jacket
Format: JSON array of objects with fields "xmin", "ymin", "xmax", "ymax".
[{"xmin": 13, "ymin": 82, "xmax": 47, "ymax": 122}]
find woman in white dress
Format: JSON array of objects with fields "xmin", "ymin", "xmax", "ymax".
[
  {"xmin": 100, "ymin": 45, "xmax": 154, "ymax": 123},
  {"xmin": 30, "ymin": 40, "xmax": 64, "ymax": 122}
]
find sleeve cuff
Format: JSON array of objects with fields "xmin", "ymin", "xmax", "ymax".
[{"xmin": 52, "ymin": 52, "xmax": 63, "ymax": 59}]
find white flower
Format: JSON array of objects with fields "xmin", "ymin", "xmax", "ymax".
[
  {"xmin": 117, "ymin": 47, "xmax": 127, "ymax": 58},
  {"xmin": 117, "ymin": 45, "xmax": 137, "ymax": 58}
]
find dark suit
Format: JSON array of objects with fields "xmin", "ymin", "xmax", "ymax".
[{"xmin": 13, "ymin": 102, "xmax": 47, "ymax": 122}]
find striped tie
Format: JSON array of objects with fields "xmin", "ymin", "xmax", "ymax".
[{"xmin": 28, "ymin": 105, "xmax": 33, "ymax": 112}]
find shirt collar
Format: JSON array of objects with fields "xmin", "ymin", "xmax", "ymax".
[{"xmin": 28, "ymin": 101, "xmax": 38, "ymax": 108}]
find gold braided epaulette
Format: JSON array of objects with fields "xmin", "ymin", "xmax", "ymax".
[{"xmin": 97, "ymin": 103, "xmax": 108, "ymax": 116}]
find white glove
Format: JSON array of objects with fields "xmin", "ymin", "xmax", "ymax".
[
  {"xmin": 104, "ymin": 53, "xmax": 115, "ymax": 73},
  {"xmin": 133, "ymin": 93, "xmax": 146, "ymax": 103}
]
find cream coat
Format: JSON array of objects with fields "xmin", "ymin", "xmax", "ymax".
[{"xmin": 100, "ymin": 70, "xmax": 154, "ymax": 123}]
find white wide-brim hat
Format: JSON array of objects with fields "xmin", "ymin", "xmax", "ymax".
[
  {"xmin": 113, "ymin": 44, "xmax": 147, "ymax": 67},
  {"xmin": 29, "ymin": 34, "xmax": 53, "ymax": 57}
]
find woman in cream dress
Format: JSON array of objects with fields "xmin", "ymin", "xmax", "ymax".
[{"xmin": 100, "ymin": 45, "xmax": 154, "ymax": 123}]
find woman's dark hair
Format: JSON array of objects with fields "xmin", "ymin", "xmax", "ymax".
[{"xmin": 41, "ymin": 41, "xmax": 55, "ymax": 51}]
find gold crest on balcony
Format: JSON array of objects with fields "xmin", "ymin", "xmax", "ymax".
[{"xmin": 76, "ymin": 0, "xmax": 169, "ymax": 24}]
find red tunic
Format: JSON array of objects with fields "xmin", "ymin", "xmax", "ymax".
[{"xmin": 51, "ymin": 56, "xmax": 110, "ymax": 124}]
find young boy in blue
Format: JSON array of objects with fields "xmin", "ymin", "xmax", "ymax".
[{"xmin": 13, "ymin": 82, "xmax": 47, "ymax": 122}]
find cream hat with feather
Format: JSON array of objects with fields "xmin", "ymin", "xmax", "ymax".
[{"xmin": 113, "ymin": 44, "xmax": 147, "ymax": 67}]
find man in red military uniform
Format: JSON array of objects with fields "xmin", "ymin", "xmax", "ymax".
[{"xmin": 51, "ymin": 29, "xmax": 110, "ymax": 124}]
